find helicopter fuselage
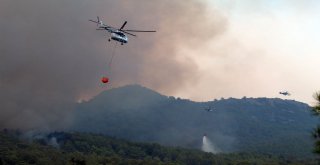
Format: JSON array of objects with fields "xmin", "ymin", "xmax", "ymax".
[
  {"xmin": 99, "ymin": 26, "xmax": 128, "ymax": 44},
  {"xmin": 110, "ymin": 31, "xmax": 128, "ymax": 44},
  {"xmin": 279, "ymin": 92, "xmax": 290, "ymax": 96}
]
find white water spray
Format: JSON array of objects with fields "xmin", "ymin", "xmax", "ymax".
[{"xmin": 202, "ymin": 135, "xmax": 220, "ymax": 153}]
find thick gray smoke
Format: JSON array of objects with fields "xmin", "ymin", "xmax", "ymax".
[{"xmin": 0, "ymin": 0, "xmax": 227, "ymax": 130}]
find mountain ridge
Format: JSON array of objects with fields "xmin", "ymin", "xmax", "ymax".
[
  {"xmin": 89, "ymin": 84, "xmax": 306, "ymax": 105},
  {"xmin": 71, "ymin": 84, "xmax": 316, "ymax": 157}
]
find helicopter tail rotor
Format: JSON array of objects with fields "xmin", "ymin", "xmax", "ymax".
[
  {"xmin": 89, "ymin": 16, "xmax": 103, "ymax": 27},
  {"xmin": 97, "ymin": 16, "xmax": 100, "ymax": 26},
  {"xmin": 97, "ymin": 16, "xmax": 103, "ymax": 27}
]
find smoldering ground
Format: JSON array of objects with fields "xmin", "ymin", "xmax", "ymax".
[{"xmin": 0, "ymin": 0, "xmax": 227, "ymax": 130}]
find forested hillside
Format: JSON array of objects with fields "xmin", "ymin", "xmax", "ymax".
[
  {"xmin": 71, "ymin": 85, "xmax": 317, "ymax": 157},
  {"xmin": 0, "ymin": 130, "xmax": 316, "ymax": 165}
]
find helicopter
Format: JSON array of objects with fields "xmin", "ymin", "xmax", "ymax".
[
  {"xmin": 204, "ymin": 106, "xmax": 214, "ymax": 112},
  {"xmin": 279, "ymin": 91, "xmax": 291, "ymax": 96},
  {"xmin": 89, "ymin": 17, "xmax": 156, "ymax": 45}
]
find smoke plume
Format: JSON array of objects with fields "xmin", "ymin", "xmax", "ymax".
[
  {"xmin": 0, "ymin": 0, "xmax": 227, "ymax": 130},
  {"xmin": 202, "ymin": 135, "xmax": 220, "ymax": 153}
]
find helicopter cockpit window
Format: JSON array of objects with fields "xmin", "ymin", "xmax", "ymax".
[{"xmin": 115, "ymin": 32, "xmax": 125, "ymax": 37}]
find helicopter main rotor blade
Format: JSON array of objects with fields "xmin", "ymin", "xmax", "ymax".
[
  {"xmin": 123, "ymin": 30, "xmax": 156, "ymax": 32},
  {"xmin": 121, "ymin": 30, "xmax": 136, "ymax": 36},
  {"xmin": 119, "ymin": 21, "xmax": 127, "ymax": 30}
]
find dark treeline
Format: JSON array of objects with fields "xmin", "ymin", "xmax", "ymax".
[{"xmin": 0, "ymin": 130, "xmax": 317, "ymax": 165}]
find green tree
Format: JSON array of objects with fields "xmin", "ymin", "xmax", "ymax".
[{"xmin": 311, "ymin": 92, "xmax": 320, "ymax": 154}]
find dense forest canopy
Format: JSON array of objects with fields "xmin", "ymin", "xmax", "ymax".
[{"xmin": 0, "ymin": 130, "xmax": 317, "ymax": 165}]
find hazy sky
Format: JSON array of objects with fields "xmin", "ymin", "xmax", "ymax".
[
  {"xmin": 1, "ymin": 0, "xmax": 320, "ymax": 130},
  {"xmin": 176, "ymin": 0, "xmax": 320, "ymax": 104}
]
